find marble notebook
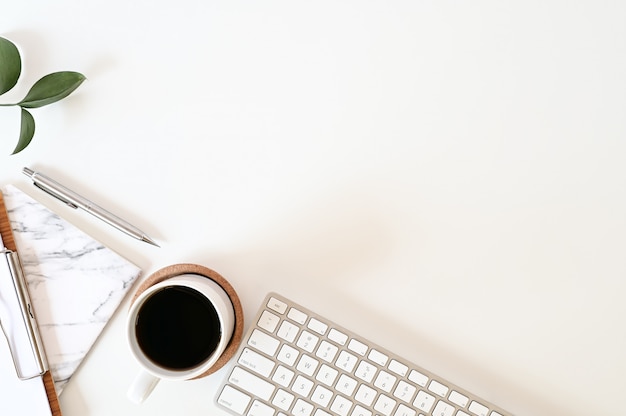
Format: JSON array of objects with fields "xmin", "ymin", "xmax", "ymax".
[{"xmin": 1, "ymin": 184, "xmax": 142, "ymax": 394}]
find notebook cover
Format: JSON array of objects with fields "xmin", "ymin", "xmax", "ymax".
[
  {"xmin": 1, "ymin": 184, "xmax": 142, "ymax": 394},
  {"xmin": 0, "ymin": 191, "xmax": 57, "ymax": 416}
]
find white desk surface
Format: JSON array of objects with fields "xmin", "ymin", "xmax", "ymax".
[{"xmin": 1, "ymin": 1, "xmax": 625, "ymax": 415}]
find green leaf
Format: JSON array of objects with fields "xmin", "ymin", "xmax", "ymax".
[
  {"xmin": 12, "ymin": 108, "xmax": 35, "ymax": 154},
  {"xmin": 0, "ymin": 36, "xmax": 22, "ymax": 95},
  {"xmin": 18, "ymin": 71, "xmax": 86, "ymax": 108}
]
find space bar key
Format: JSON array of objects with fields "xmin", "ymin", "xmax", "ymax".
[{"xmin": 229, "ymin": 367, "xmax": 276, "ymax": 401}]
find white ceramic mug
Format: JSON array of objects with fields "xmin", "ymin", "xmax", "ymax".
[{"xmin": 126, "ymin": 274, "xmax": 235, "ymax": 403}]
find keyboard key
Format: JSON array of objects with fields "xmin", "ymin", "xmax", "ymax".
[
  {"xmin": 336, "ymin": 350, "xmax": 359, "ymax": 372},
  {"xmin": 277, "ymin": 320, "xmax": 299, "ymax": 343},
  {"xmin": 308, "ymin": 318, "xmax": 328, "ymax": 335},
  {"xmin": 432, "ymin": 400, "xmax": 455, "ymax": 416},
  {"xmin": 248, "ymin": 399, "xmax": 274, "ymax": 416},
  {"xmin": 413, "ymin": 391, "xmax": 435, "ymax": 413},
  {"xmin": 311, "ymin": 385, "xmax": 333, "ymax": 407},
  {"xmin": 328, "ymin": 328, "xmax": 348, "ymax": 345},
  {"xmin": 238, "ymin": 348, "xmax": 275, "ymax": 377},
  {"xmin": 408, "ymin": 369, "xmax": 428, "ymax": 387},
  {"xmin": 316, "ymin": 340, "xmax": 339, "ymax": 363},
  {"xmin": 277, "ymin": 344, "xmax": 299, "ymax": 366},
  {"xmin": 330, "ymin": 395, "xmax": 353, "ymax": 416},
  {"xmin": 316, "ymin": 364, "xmax": 339, "ymax": 386},
  {"xmin": 267, "ymin": 296, "xmax": 288, "ymax": 314},
  {"xmin": 296, "ymin": 330, "xmax": 320, "ymax": 352},
  {"xmin": 272, "ymin": 365, "xmax": 295, "ymax": 387},
  {"xmin": 449, "ymin": 390, "xmax": 469, "ymax": 408},
  {"xmin": 388, "ymin": 359, "xmax": 408, "ymax": 377},
  {"xmin": 296, "ymin": 354, "xmax": 319, "ymax": 376},
  {"xmin": 352, "ymin": 404, "xmax": 372, "ymax": 416},
  {"xmin": 228, "ymin": 367, "xmax": 275, "ymax": 401},
  {"xmin": 373, "ymin": 394, "xmax": 397, "ymax": 416},
  {"xmin": 217, "ymin": 385, "xmax": 251, "ymax": 415},
  {"xmin": 272, "ymin": 389, "xmax": 295, "ymax": 411},
  {"xmin": 428, "ymin": 379, "xmax": 449, "ymax": 398},
  {"xmin": 292, "ymin": 375, "xmax": 314, "ymax": 397},
  {"xmin": 248, "ymin": 329, "xmax": 280, "ymax": 357},
  {"xmin": 355, "ymin": 360, "xmax": 377, "ymax": 383},
  {"xmin": 288, "ymin": 307, "xmax": 308, "ymax": 324},
  {"xmin": 394, "ymin": 403, "xmax": 416, "ymax": 416},
  {"xmin": 374, "ymin": 370, "xmax": 397, "ymax": 393},
  {"xmin": 368, "ymin": 349, "xmax": 389, "ymax": 366},
  {"xmin": 348, "ymin": 338, "xmax": 368, "ymax": 356},
  {"xmin": 393, "ymin": 380, "xmax": 417, "ymax": 403},
  {"xmin": 336, "ymin": 374, "xmax": 358, "ymax": 396},
  {"xmin": 355, "ymin": 384, "xmax": 377, "ymax": 406},
  {"xmin": 469, "ymin": 401, "xmax": 489, "ymax": 416},
  {"xmin": 258, "ymin": 310, "xmax": 281, "ymax": 333},
  {"xmin": 293, "ymin": 399, "xmax": 314, "ymax": 416},
  {"xmin": 490, "ymin": 412, "xmax": 504, "ymax": 416}
]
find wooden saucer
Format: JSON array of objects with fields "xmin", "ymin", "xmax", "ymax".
[{"xmin": 131, "ymin": 263, "xmax": 244, "ymax": 378}]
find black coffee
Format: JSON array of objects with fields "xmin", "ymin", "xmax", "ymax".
[{"xmin": 135, "ymin": 286, "xmax": 222, "ymax": 370}]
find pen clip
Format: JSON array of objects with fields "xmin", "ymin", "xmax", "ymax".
[{"xmin": 34, "ymin": 183, "xmax": 78, "ymax": 209}]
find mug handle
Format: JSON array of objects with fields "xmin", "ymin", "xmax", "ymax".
[{"xmin": 127, "ymin": 369, "xmax": 160, "ymax": 404}]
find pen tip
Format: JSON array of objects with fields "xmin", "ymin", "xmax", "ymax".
[{"xmin": 142, "ymin": 235, "xmax": 160, "ymax": 247}]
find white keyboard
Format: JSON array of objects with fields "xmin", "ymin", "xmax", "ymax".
[{"xmin": 216, "ymin": 293, "xmax": 512, "ymax": 416}]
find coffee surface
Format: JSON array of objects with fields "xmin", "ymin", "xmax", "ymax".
[{"xmin": 135, "ymin": 286, "xmax": 221, "ymax": 370}]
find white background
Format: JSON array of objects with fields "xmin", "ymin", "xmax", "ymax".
[{"xmin": 1, "ymin": 1, "xmax": 625, "ymax": 415}]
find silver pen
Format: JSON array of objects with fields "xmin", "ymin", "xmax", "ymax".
[{"xmin": 22, "ymin": 167, "xmax": 159, "ymax": 247}]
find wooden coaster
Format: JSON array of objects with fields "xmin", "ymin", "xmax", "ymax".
[{"xmin": 130, "ymin": 263, "xmax": 244, "ymax": 378}]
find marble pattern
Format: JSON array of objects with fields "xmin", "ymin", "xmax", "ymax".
[{"xmin": 2, "ymin": 185, "xmax": 142, "ymax": 394}]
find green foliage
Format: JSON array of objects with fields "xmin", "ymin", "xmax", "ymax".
[
  {"xmin": 15, "ymin": 108, "xmax": 35, "ymax": 155},
  {"xmin": 0, "ymin": 36, "xmax": 85, "ymax": 154},
  {"xmin": 0, "ymin": 37, "xmax": 21, "ymax": 95}
]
